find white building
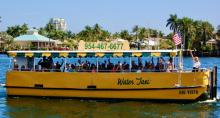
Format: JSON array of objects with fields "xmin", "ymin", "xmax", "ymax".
[{"xmin": 50, "ymin": 18, "xmax": 67, "ymax": 31}]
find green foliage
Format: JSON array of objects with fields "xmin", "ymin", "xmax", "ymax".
[
  {"xmin": 131, "ymin": 26, "xmax": 163, "ymax": 40},
  {"xmin": 166, "ymin": 14, "xmax": 179, "ymax": 33},
  {"xmin": 201, "ymin": 45, "xmax": 212, "ymax": 52},
  {"xmin": 216, "ymin": 25, "xmax": 220, "ymax": 39},
  {"xmin": 166, "ymin": 33, "xmax": 174, "ymax": 39},
  {"xmin": 132, "ymin": 25, "xmax": 140, "ymax": 40},
  {"xmin": 39, "ymin": 23, "xmax": 67, "ymax": 41},
  {"xmin": 120, "ymin": 30, "xmax": 132, "ymax": 41},
  {"xmin": 0, "ymin": 32, "xmax": 14, "ymax": 51},
  {"xmin": 38, "ymin": 22, "xmax": 72, "ymax": 41},
  {"xmin": 166, "ymin": 14, "xmax": 214, "ymax": 50},
  {"xmin": 159, "ymin": 39, "xmax": 175, "ymax": 49},
  {"xmin": 77, "ymin": 24, "xmax": 110, "ymax": 41},
  {"xmin": 38, "ymin": 27, "xmax": 47, "ymax": 36},
  {"xmin": 6, "ymin": 24, "xmax": 28, "ymax": 37}
]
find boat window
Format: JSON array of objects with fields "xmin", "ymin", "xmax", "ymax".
[
  {"xmin": 13, "ymin": 57, "xmax": 34, "ymax": 71},
  {"xmin": 11, "ymin": 53, "xmax": 178, "ymax": 73}
]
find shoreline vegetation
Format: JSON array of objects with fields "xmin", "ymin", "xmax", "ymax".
[{"xmin": 0, "ymin": 14, "xmax": 220, "ymax": 57}]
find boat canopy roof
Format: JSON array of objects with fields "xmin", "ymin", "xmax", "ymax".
[{"xmin": 7, "ymin": 50, "xmax": 179, "ymax": 58}]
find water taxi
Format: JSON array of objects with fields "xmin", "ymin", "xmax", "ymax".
[{"xmin": 5, "ymin": 49, "xmax": 217, "ymax": 101}]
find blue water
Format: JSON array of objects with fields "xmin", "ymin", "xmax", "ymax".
[{"xmin": 1, "ymin": 55, "xmax": 220, "ymax": 117}]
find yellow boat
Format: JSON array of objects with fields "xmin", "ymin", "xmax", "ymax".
[{"xmin": 5, "ymin": 50, "xmax": 217, "ymax": 101}]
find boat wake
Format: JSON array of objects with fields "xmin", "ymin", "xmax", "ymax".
[
  {"xmin": 0, "ymin": 83, "xmax": 5, "ymax": 87},
  {"xmin": 199, "ymin": 98, "xmax": 217, "ymax": 103}
]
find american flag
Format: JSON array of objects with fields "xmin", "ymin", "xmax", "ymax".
[{"xmin": 172, "ymin": 33, "xmax": 182, "ymax": 46}]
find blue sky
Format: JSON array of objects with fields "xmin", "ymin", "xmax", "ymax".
[{"xmin": 0, "ymin": 0, "xmax": 219, "ymax": 34}]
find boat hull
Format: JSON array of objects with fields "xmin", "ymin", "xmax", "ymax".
[
  {"xmin": 6, "ymin": 71, "xmax": 210, "ymax": 100},
  {"xmin": 6, "ymin": 86, "xmax": 207, "ymax": 100}
]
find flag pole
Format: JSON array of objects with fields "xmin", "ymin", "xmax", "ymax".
[
  {"xmin": 173, "ymin": 32, "xmax": 183, "ymax": 71},
  {"xmin": 173, "ymin": 32, "xmax": 183, "ymax": 87},
  {"xmin": 180, "ymin": 44, "xmax": 183, "ymax": 71}
]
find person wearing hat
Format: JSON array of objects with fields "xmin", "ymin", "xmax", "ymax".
[{"xmin": 190, "ymin": 50, "xmax": 201, "ymax": 72}]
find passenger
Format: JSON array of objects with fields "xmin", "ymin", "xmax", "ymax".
[
  {"xmin": 144, "ymin": 60, "xmax": 152, "ymax": 71},
  {"xmin": 136, "ymin": 67, "xmax": 142, "ymax": 73},
  {"xmin": 14, "ymin": 63, "xmax": 19, "ymax": 71},
  {"xmin": 21, "ymin": 65, "xmax": 26, "ymax": 71},
  {"xmin": 131, "ymin": 60, "xmax": 138, "ymax": 71},
  {"xmin": 54, "ymin": 59, "xmax": 64, "ymax": 72},
  {"xmin": 91, "ymin": 63, "xmax": 96, "ymax": 72},
  {"xmin": 160, "ymin": 57, "xmax": 165, "ymax": 71},
  {"xmin": 86, "ymin": 61, "xmax": 91, "ymax": 71},
  {"xmin": 111, "ymin": 64, "xmax": 117, "ymax": 72},
  {"xmin": 155, "ymin": 58, "xmax": 160, "ymax": 71},
  {"xmin": 47, "ymin": 56, "xmax": 53, "ymax": 70},
  {"xmin": 166, "ymin": 57, "xmax": 174, "ymax": 72},
  {"xmin": 122, "ymin": 62, "xmax": 129, "ymax": 71},
  {"xmin": 150, "ymin": 57, "xmax": 155, "ymax": 71},
  {"xmin": 119, "ymin": 62, "xmax": 123, "ymax": 72},
  {"xmin": 115, "ymin": 61, "xmax": 122, "ymax": 72},
  {"xmin": 82, "ymin": 61, "xmax": 89, "ymax": 72},
  {"xmin": 74, "ymin": 63, "xmax": 80, "ymax": 72},
  {"xmin": 107, "ymin": 59, "xmax": 114, "ymax": 71},
  {"xmin": 190, "ymin": 51, "xmax": 201, "ymax": 72},
  {"xmin": 64, "ymin": 63, "xmax": 70, "ymax": 72},
  {"xmin": 144, "ymin": 61, "xmax": 148, "ymax": 71},
  {"xmin": 38, "ymin": 56, "xmax": 48, "ymax": 71},
  {"xmin": 138, "ymin": 57, "xmax": 143, "ymax": 70},
  {"xmin": 101, "ymin": 60, "xmax": 107, "ymax": 72},
  {"xmin": 98, "ymin": 62, "xmax": 102, "ymax": 72},
  {"xmin": 104, "ymin": 60, "xmax": 108, "ymax": 71},
  {"xmin": 145, "ymin": 59, "xmax": 154, "ymax": 71},
  {"xmin": 92, "ymin": 68, "xmax": 96, "ymax": 72},
  {"xmin": 155, "ymin": 57, "xmax": 165, "ymax": 72},
  {"xmin": 70, "ymin": 64, "xmax": 76, "ymax": 72},
  {"xmin": 149, "ymin": 62, "xmax": 154, "ymax": 71},
  {"xmin": 76, "ymin": 59, "xmax": 82, "ymax": 71},
  {"xmin": 80, "ymin": 61, "xmax": 85, "ymax": 71}
]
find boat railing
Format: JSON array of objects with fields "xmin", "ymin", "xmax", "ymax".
[
  {"xmin": 182, "ymin": 68, "xmax": 209, "ymax": 72},
  {"xmin": 8, "ymin": 67, "xmax": 209, "ymax": 73}
]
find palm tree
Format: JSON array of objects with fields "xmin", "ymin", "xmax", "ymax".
[
  {"xmin": 112, "ymin": 32, "xmax": 120, "ymax": 39},
  {"xmin": 120, "ymin": 30, "xmax": 131, "ymax": 41},
  {"xmin": 78, "ymin": 25, "xmax": 93, "ymax": 41},
  {"xmin": 178, "ymin": 17, "xmax": 195, "ymax": 49},
  {"xmin": 217, "ymin": 29, "xmax": 220, "ymax": 39},
  {"xmin": 66, "ymin": 31, "xmax": 75, "ymax": 38},
  {"xmin": 200, "ymin": 21, "xmax": 214, "ymax": 45},
  {"xmin": 166, "ymin": 14, "xmax": 180, "ymax": 33},
  {"xmin": 6, "ymin": 24, "xmax": 29, "ymax": 38},
  {"xmin": 158, "ymin": 31, "xmax": 164, "ymax": 38},
  {"xmin": 139, "ymin": 27, "xmax": 148, "ymax": 39},
  {"xmin": 93, "ymin": 24, "xmax": 102, "ymax": 35},
  {"xmin": 20, "ymin": 24, "xmax": 28, "ymax": 34},
  {"xmin": 45, "ymin": 23, "xmax": 55, "ymax": 32},
  {"xmin": 100, "ymin": 30, "xmax": 110, "ymax": 41},
  {"xmin": 216, "ymin": 25, "xmax": 220, "ymax": 38},
  {"xmin": 192, "ymin": 20, "xmax": 203, "ymax": 49},
  {"xmin": 132, "ymin": 25, "xmax": 140, "ymax": 40}
]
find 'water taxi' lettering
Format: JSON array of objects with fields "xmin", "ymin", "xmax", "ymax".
[
  {"xmin": 117, "ymin": 78, "xmax": 150, "ymax": 85},
  {"xmin": 117, "ymin": 78, "xmax": 134, "ymax": 85},
  {"xmin": 136, "ymin": 77, "xmax": 150, "ymax": 85}
]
